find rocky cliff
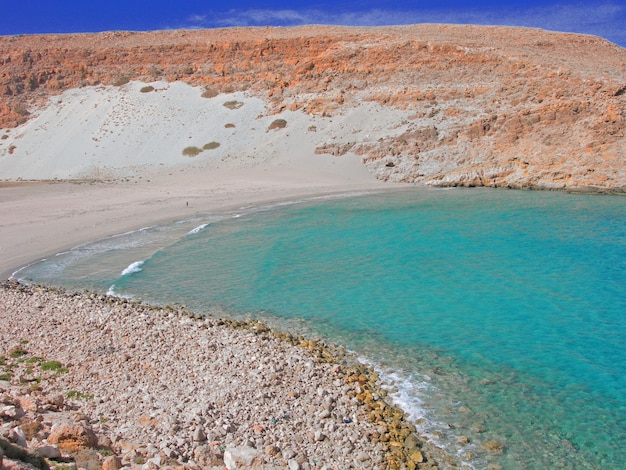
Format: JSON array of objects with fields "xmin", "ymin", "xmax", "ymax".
[{"xmin": 1, "ymin": 25, "xmax": 625, "ymax": 191}]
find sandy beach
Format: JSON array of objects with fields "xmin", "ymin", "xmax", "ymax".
[
  {"xmin": 1, "ymin": 82, "xmax": 408, "ymax": 279},
  {"xmin": 0, "ymin": 82, "xmax": 447, "ymax": 469},
  {"xmin": 0, "ymin": 169, "xmax": 385, "ymax": 280},
  {"xmin": 0, "ymin": 173, "xmax": 442, "ymax": 470}
]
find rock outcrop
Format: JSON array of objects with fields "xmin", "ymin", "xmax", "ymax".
[{"xmin": 1, "ymin": 24, "xmax": 625, "ymax": 191}]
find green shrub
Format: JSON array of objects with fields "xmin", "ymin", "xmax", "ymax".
[
  {"xmin": 140, "ymin": 85, "xmax": 155, "ymax": 93},
  {"xmin": 41, "ymin": 360, "xmax": 68, "ymax": 373},
  {"xmin": 26, "ymin": 356, "xmax": 43, "ymax": 363},
  {"xmin": 203, "ymin": 142, "xmax": 220, "ymax": 150},
  {"xmin": 9, "ymin": 347, "xmax": 27, "ymax": 358},
  {"xmin": 268, "ymin": 119, "xmax": 287, "ymax": 130},
  {"xmin": 67, "ymin": 390, "xmax": 94, "ymax": 400},
  {"xmin": 182, "ymin": 146, "xmax": 203, "ymax": 157},
  {"xmin": 223, "ymin": 100, "xmax": 243, "ymax": 110},
  {"xmin": 0, "ymin": 356, "xmax": 5, "ymax": 366},
  {"xmin": 0, "ymin": 372, "xmax": 12, "ymax": 381}
]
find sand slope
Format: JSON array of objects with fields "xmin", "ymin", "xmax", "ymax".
[{"xmin": 0, "ymin": 81, "xmax": 408, "ymax": 180}]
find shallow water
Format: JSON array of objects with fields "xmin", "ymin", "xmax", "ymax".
[{"xmin": 16, "ymin": 188, "xmax": 626, "ymax": 469}]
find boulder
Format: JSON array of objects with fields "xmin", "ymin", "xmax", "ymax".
[
  {"xmin": 34, "ymin": 444, "xmax": 61, "ymax": 459},
  {"xmin": 47, "ymin": 423, "xmax": 97, "ymax": 454},
  {"xmin": 8, "ymin": 427, "xmax": 28, "ymax": 448},
  {"xmin": 101, "ymin": 455, "xmax": 123, "ymax": 470},
  {"xmin": 0, "ymin": 437, "xmax": 49, "ymax": 469},
  {"xmin": 193, "ymin": 444, "xmax": 223, "ymax": 466},
  {"xmin": 223, "ymin": 446, "xmax": 263, "ymax": 469}
]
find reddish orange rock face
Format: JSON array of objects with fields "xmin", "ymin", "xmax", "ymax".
[{"xmin": 1, "ymin": 25, "xmax": 624, "ymax": 191}]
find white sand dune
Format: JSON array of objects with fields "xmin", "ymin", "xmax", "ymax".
[
  {"xmin": 0, "ymin": 82, "xmax": 410, "ymax": 277},
  {"xmin": 0, "ymin": 81, "xmax": 410, "ymax": 180}
]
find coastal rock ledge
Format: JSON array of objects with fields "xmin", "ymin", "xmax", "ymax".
[
  {"xmin": 1, "ymin": 25, "xmax": 625, "ymax": 192},
  {"xmin": 0, "ymin": 281, "xmax": 456, "ymax": 470}
]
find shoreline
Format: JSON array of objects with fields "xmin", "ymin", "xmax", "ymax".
[
  {"xmin": 0, "ymin": 165, "xmax": 448, "ymax": 468},
  {"xmin": 0, "ymin": 167, "xmax": 399, "ymax": 280},
  {"xmin": 0, "ymin": 280, "xmax": 452, "ymax": 469},
  {"xmin": 6, "ymin": 185, "xmax": 419, "ymax": 283},
  {"xmin": 6, "ymin": 187, "xmax": 624, "ymax": 468}
]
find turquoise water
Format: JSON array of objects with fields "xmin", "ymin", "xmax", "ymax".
[{"xmin": 16, "ymin": 188, "xmax": 626, "ymax": 469}]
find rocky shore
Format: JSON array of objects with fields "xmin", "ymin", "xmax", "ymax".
[{"xmin": 0, "ymin": 281, "xmax": 457, "ymax": 470}]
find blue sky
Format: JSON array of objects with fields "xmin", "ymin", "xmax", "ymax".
[{"xmin": 2, "ymin": 1, "xmax": 625, "ymax": 47}]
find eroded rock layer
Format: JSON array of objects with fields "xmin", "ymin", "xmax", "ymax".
[{"xmin": 1, "ymin": 25, "xmax": 625, "ymax": 191}]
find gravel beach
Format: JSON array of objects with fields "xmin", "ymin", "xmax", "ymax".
[{"xmin": 0, "ymin": 281, "xmax": 451, "ymax": 470}]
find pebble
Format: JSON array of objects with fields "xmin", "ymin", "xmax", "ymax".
[
  {"xmin": 318, "ymin": 409, "xmax": 331, "ymax": 419},
  {"xmin": 192, "ymin": 427, "xmax": 206, "ymax": 442},
  {"xmin": 2, "ymin": 281, "xmax": 437, "ymax": 469},
  {"xmin": 483, "ymin": 439, "xmax": 505, "ymax": 453}
]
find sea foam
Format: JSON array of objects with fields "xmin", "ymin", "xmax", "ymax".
[
  {"xmin": 121, "ymin": 260, "xmax": 145, "ymax": 276},
  {"xmin": 187, "ymin": 223, "xmax": 209, "ymax": 235}
]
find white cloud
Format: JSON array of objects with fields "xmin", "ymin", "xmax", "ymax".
[{"xmin": 187, "ymin": 14, "xmax": 207, "ymax": 23}]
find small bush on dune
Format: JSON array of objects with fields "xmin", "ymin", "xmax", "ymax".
[
  {"xmin": 223, "ymin": 100, "xmax": 243, "ymax": 110},
  {"xmin": 268, "ymin": 119, "xmax": 287, "ymax": 131},
  {"xmin": 140, "ymin": 85, "xmax": 155, "ymax": 93},
  {"xmin": 183, "ymin": 146, "xmax": 203, "ymax": 157},
  {"xmin": 113, "ymin": 75, "xmax": 130, "ymax": 87},
  {"xmin": 202, "ymin": 87, "xmax": 219, "ymax": 98},
  {"xmin": 203, "ymin": 142, "xmax": 220, "ymax": 150},
  {"xmin": 225, "ymin": 123, "xmax": 236, "ymax": 128}
]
